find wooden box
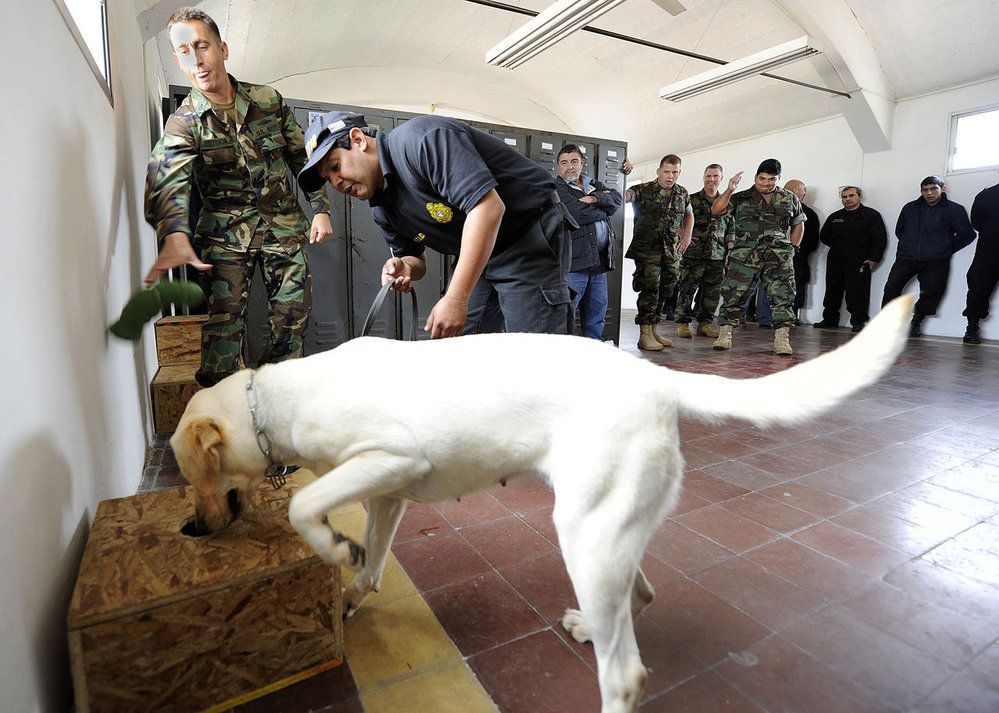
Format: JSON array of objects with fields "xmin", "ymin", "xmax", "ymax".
[
  {"xmin": 151, "ymin": 363, "xmax": 202, "ymax": 434},
  {"xmin": 67, "ymin": 474, "xmax": 342, "ymax": 713},
  {"xmin": 154, "ymin": 314, "xmax": 207, "ymax": 366}
]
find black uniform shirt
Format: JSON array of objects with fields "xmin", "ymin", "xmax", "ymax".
[
  {"xmin": 820, "ymin": 204, "xmax": 888, "ymax": 265},
  {"xmin": 370, "ymin": 116, "xmax": 555, "ymax": 259}
]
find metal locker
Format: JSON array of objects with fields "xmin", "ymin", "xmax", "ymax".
[
  {"xmin": 529, "ymin": 134, "xmax": 561, "ymax": 177},
  {"xmin": 490, "ymin": 129, "xmax": 528, "ymax": 156}
]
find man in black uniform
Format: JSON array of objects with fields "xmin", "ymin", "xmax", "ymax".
[
  {"xmin": 783, "ymin": 180, "xmax": 821, "ymax": 324},
  {"xmin": 814, "ymin": 186, "xmax": 888, "ymax": 332},
  {"xmin": 963, "ymin": 180, "xmax": 999, "ymax": 343},
  {"xmin": 297, "ymin": 112, "xmax": 571, "ymax": 338}
]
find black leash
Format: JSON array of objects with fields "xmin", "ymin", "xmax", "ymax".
[{"xmin": 361, "ymin": 282, "xmax": 420, "ymax": 341}]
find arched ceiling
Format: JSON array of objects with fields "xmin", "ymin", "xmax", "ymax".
[{"xmin": 143, "ymin": 0, "xmax": 999, "ymax": 162}]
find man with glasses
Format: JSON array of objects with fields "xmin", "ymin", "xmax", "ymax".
[{"xmin": 882, "ymin": 176, "xmax": 975, "ymax": 337}]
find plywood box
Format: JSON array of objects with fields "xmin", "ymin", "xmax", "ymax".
[
  {"xmin": 67, "ymin": 475, "xmax": 342, "ymax": 713},
  {"xmin": 151, "ymin": 364, "xmax": 202, "ymax": 434},
  {"xmin": 155, "ymin": 314, "xmax": 207, "ymax": 366}
]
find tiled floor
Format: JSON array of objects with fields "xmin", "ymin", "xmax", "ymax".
[{"xmin": 141, "ymin": 314, "xmax": 999, "ymax": 712}]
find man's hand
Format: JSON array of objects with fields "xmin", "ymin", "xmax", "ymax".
[
  {"xmin": 425, "ymin": 294, "xmax": 468, "ymax": 339},
  {"xmin": 579, "ymin": 195, "xmax": 598, "ymax": 204},
  {"xmin": 678, "ymin": 234, "xmax": 693, "ymax": 253},
  {"xmin": 727, "ymin": 171, "xmax": 744, "ymax": 192},
  {"xmin": 863, "ymin": 259, "xmax": 879, "ymax": 271},
  {"xmin": 310, "ymin": 212, "xmax": 332, "ymax": 244},
  {"xmin": 144, "ymin": 232, "xmax": 212, "ymax": 287},
  {"xmin": 621, "ymin": 159, "xmax": 633, "ymax": 175},
  {"xmin": 381, "ymin": 257, "xmax": 414, "ymax": 292}
]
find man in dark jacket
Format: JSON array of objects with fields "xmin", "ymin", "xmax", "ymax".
[
  {"xmin": 783, "ymin": 180, "xmax": 821, "ymax": 324},
  {"xmin": 555, "ymin": 145, "xmax": 622, "ymax": 339},
  {"xmin": 815, "ymin": 186, "xmax": 887, "ymax": 332},
  {"xmin": 882, "ymin": 176, "xmax": 976, "ymax": 337},
  {"xmin": 962, "ymin": 181, "xmax": 999, "ymax": 343}
]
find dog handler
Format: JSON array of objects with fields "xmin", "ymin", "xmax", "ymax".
[{"xmin": 296, "ymin": 112, "xmax": 572, "ymax": 338}]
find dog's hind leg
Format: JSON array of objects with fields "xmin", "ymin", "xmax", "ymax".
[
  {"xmin": 288, "ymin": 451, "xmax": 430, "ymax": 571},
  {"xmin": 343, "ymin": 495, "xmax": 407, "ymax": 617},
  {"xmin": 558, "ymin": 525, "xmax": 650, "ymax": 713}
]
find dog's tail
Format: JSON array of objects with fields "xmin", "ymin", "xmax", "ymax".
[{"xmin": 674, "ymin": 295, "xmax": 914, "ymax": 428}]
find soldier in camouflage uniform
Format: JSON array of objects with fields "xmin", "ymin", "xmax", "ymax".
[
  {"xmin": 621, "ymin": 155, "xmax": 693, "ymax": 350},
  {"xmin": 710, "ymin": 159, "xmax": 806, "ymax": 355},
  {"xmin": 144, "ymin": 7, "xmax": 331, "ymax": 387},
  {"xmin": 675, "ymin": 164, "xmax": 732, "ymax": 339}
]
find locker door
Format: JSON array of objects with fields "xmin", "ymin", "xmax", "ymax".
[
  {"xmin": 597, "ymin": 143, "xmax": 628, "ymax": 345},
  {"xmin": 529, "ymin": 134, "xmax": 561, "ymax": 178},
  {"xmin": 346, "ymin": 112, "xmax": 398, "ymax": 339},
  {"xmin": 490, "ymin": 129, "xmax": 528, "ymax": 156},
  {"xmin": 296, "ymin": 106, "xmax": 351, "ymax": 353}
]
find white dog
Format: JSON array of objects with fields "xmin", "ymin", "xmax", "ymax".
[{"xmin": 172, "ymin": 295, "xmax": 914, "ymax": 713}]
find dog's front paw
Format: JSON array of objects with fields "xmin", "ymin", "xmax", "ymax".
[
  {"xmin": 560, "ymin": 608, "xmax": 592, "ymax": 644},
  {"xmin": 331, "ymin": 530, "xmax": 366, "ymax": 572},
  {"xmin": 342, "ymin": 584, "xmax": 369, "ymax": 619}
]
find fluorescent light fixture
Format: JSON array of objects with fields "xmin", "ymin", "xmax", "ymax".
[
  {"xmin": 659, "ymin": 36, "xmax": 820, "ymax": 101},
  {"xmin": 486, "ymin": 0, "xmax": 628, "ymax": 69}
]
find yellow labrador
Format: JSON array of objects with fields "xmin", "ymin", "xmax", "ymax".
[{"xmin": 172, "ymin": 295, "xmax": 914, "ymax": 713}]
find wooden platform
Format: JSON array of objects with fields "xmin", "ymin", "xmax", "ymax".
[
  {"xmin": 155, "ymin": 314, "xmax": 207, "ymax": 366},
  {"xmin": 67, "ymin": 473, "xmax": 342, "ymax": 713}
]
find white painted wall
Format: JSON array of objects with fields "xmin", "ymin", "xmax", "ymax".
[
  {"xmin": 622, "ymin": 78, "xmax": 999, "ymax": 341},
  {"xmin": 0, "ymin": 3, "xmax": 158, "ymax": 711}
]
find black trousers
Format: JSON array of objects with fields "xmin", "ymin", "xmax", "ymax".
[
  {"xmin": 793, "ymin": 252, "xmax": 811, "ymax": 311},
  {"xmin": 964, "ymin": 250, "xmax": 999, "ymax": 321},
  {"xmin": 881, "ymin": 256, "xmax": 951, "ymax": 317},
  {"xmin": 822, "ymin": 259, "xmax": 872, "ymax": 328}
]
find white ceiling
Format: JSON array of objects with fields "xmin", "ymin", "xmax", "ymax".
[{"xmin": 148, "ymin": 0, "xmax": 999, "ymax": 162}]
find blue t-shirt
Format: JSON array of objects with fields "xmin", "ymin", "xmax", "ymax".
[{"xmin": 370, "ymin": 116, "xmax": 555, "ymax": 258}]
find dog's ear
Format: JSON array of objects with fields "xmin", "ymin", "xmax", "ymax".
[{"xmin": 174, "ymin": 417, "xmax": 225, "ymax": 491}]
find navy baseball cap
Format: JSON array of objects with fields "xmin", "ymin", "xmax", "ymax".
[{"xmin": 297, "ymin": 111, "xmax": 368, "ymax": 192}]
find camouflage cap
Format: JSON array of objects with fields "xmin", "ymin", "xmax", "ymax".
[{"xmin": 297, "ymin": 111, "xmax": 368, "ymax": 192}]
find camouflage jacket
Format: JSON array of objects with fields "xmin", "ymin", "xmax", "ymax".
[
  {"xmin": 685, "ymin": 189, "xmax": 731, "ymax": 261},
  {"xmin": 624, "ymin": 180, "xmax": 690, "ymax": 261},
  {"xmin": 144, "ymin": 77, "xmax": 329, "ymax": 252},
  {"xmin": 725, "ymin": 186, "xmax": 805, "ymax": 250}
]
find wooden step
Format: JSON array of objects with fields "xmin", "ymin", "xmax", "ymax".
[
  {"xmin": 151, "ymin": 364, "xmax": 202, "ymax": 434},
  {"xmin": 154, "ymin": 314, "xmax": 207, "ymax": 366}
]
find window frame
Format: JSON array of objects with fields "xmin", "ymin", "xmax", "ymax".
[
  {"xmin": 52, "ymin": 0, "xmax": 113, "ymax": 105},
  {"xmin": 946, "ymin": 103, "xmax": 999, "ymax": 176}
]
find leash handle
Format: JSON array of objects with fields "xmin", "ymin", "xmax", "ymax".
[{"xmin": 360, "ymin": 282, "xmax": 419, "ymax": 340}]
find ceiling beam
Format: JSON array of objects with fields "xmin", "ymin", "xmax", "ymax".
[
  {"xmin": 771, "ymin": 0, "xmax": 895, "ymax": 152},
  {"xmin": 136, "ymin": 0, "xmax": 202, "ymax": 41}
]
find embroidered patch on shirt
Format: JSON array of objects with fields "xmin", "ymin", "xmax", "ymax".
[
  {"xmin": 426, "ymin": 202, "xmax": 453, "ymax": 224},
  {"xmin": 414, "ymin": 232, "xmax": 427, "ymax": 242}
]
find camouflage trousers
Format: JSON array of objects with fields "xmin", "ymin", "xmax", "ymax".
[
  {"xmin": 718, "ymin": 244, "xmax": 796, "ymax": 328},
  {"xmin": 633, "ymin": 255, "xmax": 680, "ymax": 324},
  {"xmin": 197, "ymin": 239, "xmax": 311, "ymax": 387},
  {"xmin": 675, "ymin": 258, "xmax": 725, "ymax": 324}
]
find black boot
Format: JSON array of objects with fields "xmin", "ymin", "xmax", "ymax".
[
  {"xmin": 963, "ymin": 319, "xmax": 981, "ymax": 344},
  {"xmin": 908, "ymin": 315, "xmax": 924, "ymax": 338}
]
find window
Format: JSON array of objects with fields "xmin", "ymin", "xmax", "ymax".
[
  {"xmin": 947, "ymin": 105, "xmax": 999, "ymax": 174},
  {"xmin": 53, "ymin": 0, "xmax": 112, "ymax": 103}
]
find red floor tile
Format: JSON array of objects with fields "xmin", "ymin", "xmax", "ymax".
[
  {"xmin": 758, "ymin": 482, "xmax": 854, "ymax": 518},
  {"xmin": 488, "ymin": 476, "xmax": 555, "ymax": 515},
  {"xmin": 744, "ymin": 539, "xmax": 874, "ymax": 601},
  {"xmin": 433, "ymin": 490, "xmax": 512, "ymax": 528},
  {"xmin": 467, "ymin": 629, "xmax": 601, "ymax": 713},
  {"xmin": 645, "ymin": 520, "xmax": 736, "ymax": 575},
  {"xmin": 640, "ymin": 670, "xmax": 766, "ymax": 712},
  {"xmin": 790, "ymin": 520, "xmax": 911, "ymax": 576},
  {"xmin": 423, "ymin": 570, "xmax": 546, "ymax": 657},
  {"xmin": 459, "ymin": 514, "xmax": 559, "ymax": 570},
  {"xmin": 720, "ymin": 492, "xmax": 822, "ymax": 534},
  {"xmin": 680, "ymin": 470, "xmax": 750, "ymax": 503},
  {"xmin": 673, "ymin": 504, "xmax": 781, "ymax": 553},
  {"xmin": 392, "ymin": 529, "xmax": 491, "ymax": 592}
]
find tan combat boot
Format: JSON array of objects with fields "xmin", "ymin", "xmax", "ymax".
[
  {"xmin": 697, "ymin": 322, "xmax": 720, "ymax": 338},
  {"xmin": 712, "ymin": 324, "xmax": 733, "ymax": 350},
  {"xmin": 676, "ymin": 323, "xmax": 693, "ymax": 338},
  {"xmin": 652, "ymin": 325, "xmax": 673, "ymax": 347},
  {"xmin": 638, "ymin": 324, "xmax": 665, "ymax": 351},
  {"xmin": 774, "ymin": 326, "xmax": 793, "ymax": 355}
]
